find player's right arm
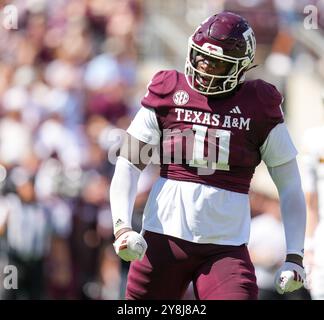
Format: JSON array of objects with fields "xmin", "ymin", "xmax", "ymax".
[
  {"xmin": 110, "ymin": 137, "xmax": 149, "ymax": 262},
  {"xmin": 110, "ymin": 70, "xmax": 174, "ymax": 262},
  {"xmin": 110, "ymin": 107, "xmax": 161, "ymax": 262}
]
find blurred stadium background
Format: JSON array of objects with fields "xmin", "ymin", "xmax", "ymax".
[{"xmin": 0, "ymin": 0, "xmax": 322, "ymax": 299}]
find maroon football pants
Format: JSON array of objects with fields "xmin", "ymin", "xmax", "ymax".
[{"xmin": 126, "ymin": 231, "xmax": 258, "ymax": 300}]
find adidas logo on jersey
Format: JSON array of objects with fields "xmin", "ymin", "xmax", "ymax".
[{"xmin": 229, "ymin": 106, "xmax": 241, "ymax": 114}]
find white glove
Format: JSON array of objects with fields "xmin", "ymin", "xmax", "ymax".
[
  {"xmin": 113, "ymin": 230, "xmax": 147, "ymax": 262},
  {"xmin": 274, "ymin": 262, "xmax": 306, "ymax": 294}
]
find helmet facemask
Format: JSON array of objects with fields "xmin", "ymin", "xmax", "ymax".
[{"xmin": 185, "ymin": 37, "xmax": 252, "ymax": 96}]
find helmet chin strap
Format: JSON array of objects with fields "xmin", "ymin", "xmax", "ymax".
[
  {"xmin": 246, "ymin": 64, "xmax": 258, "ymax": 71},
  {"xmin": 238, "ymin": 64, "xmax": 258, "ymax": 84}
]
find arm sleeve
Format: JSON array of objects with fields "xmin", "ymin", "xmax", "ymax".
[
  {"xmin": 260, "ymin": 123, "xmax": 297, "ymax": 167},
  {"xmin": 127, "ymin": 107, "xmax": 161, "ymax": 145},
  {"xmin": 110, "ymin": 156, "xmax": 141, "ymax": 234},
  {"xmin": 267, "ymin": 159, "xmax": 306, "ymax": 257}
]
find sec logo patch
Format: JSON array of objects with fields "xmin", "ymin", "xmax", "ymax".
[{"xmin": 173, "ymin": 90, "xmax": 189, "ymax": 106}]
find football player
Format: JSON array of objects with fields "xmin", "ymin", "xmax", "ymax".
[
  {"xmin": 110, "ymin": 11, "xmax": 306, "ymax": 299},
  {"xmin": 301, "ymin": 100, "xmax": 324, "ymax": 300}
]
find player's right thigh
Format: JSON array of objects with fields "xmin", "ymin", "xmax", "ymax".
[{"xmin": 125, "ymin": 231, "xmax": 193, "ymax": 300}]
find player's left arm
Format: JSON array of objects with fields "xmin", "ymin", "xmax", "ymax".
[
  {"xmin": 261, "ymin": 123, "xmax": 306, "ymax": 294},
  {"xmin": 267, "ymin": 160, "xmax": 307, "ymax": 293}
]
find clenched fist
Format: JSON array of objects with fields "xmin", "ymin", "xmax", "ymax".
[
  {"xmin": 113, "ymin": 230, "xmax": 147, "ymax": 262},
  {"xmin": 274, "ymin": 262, "xmax": 306, "ymax": 294}
]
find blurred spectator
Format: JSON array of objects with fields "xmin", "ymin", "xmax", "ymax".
[
  {"xmin": 0, "ymin": 0, "xmax": 145, "ymax": 300},
  {"xmin": 35, "ymin": 108, "xmax": 83, "ymax": 168},
  {"xmin": 0, "ymin": 87, "xmax": 33, "ymax": 166},
  {"xmin": 0, "ymin": 165, "xmax": 72, "ymax": 299},
  {"xmin": 69, "ymin": 168, "xmax": 112, "ymax": 299},
  {"xmin": 300, "ymin": 95, "xmax": 324, "ymax": 300},
  {"xmin": 84, "ymin": 49, "xmax": 130, "ymax": 126}
]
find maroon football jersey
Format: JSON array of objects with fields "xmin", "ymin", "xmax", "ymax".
[{"xmin": 141, "ymin": 70, "xmax": 284, "ymax": 194}]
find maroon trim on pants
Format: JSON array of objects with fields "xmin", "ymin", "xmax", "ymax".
[{"xmin": 126, "ymin": 231, "xmax": 258, "ymax": 300}]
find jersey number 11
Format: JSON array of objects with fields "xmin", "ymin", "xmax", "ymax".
[{"xmin": 189, "ymin": 124, "xmax": 230, "ymax": 171}]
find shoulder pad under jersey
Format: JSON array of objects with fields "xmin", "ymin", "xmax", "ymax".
[
  {"xmin": 147, "ymin": 70, "xmax": 178, "ymax": 96},
  {"xmin": 251, "ymin": 79, "xmax": 284, "ymax": 144},
  {"xmin": 254, "ymin": 79, "xmax": 283, "ymax": 107}
]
